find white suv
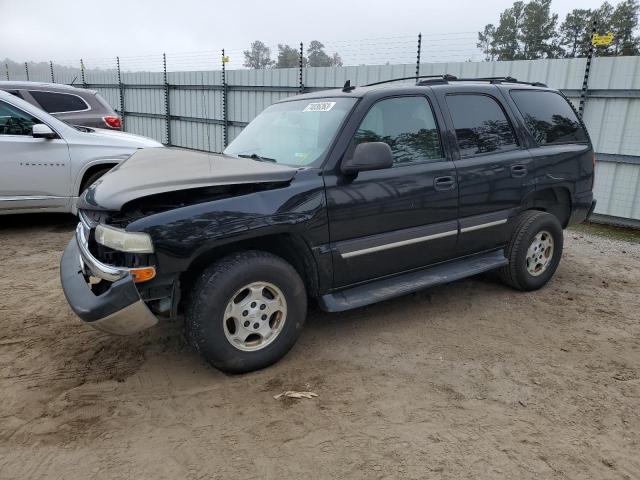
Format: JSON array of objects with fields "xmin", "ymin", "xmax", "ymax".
[{"xmin": 0, "ymin": 90, "xmax": 163, "ymax": 215}]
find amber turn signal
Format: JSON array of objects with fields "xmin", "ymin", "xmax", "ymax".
[{"xmin": 130, "ymin": 267, "xmax": 156, "ymax": 283}]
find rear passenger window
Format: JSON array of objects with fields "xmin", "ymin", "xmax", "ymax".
[
  {"xmin": 446, "ymin": 94, "xmax": 517, "ymax": 157},
  {"xmin": 510, "ymin": 90, "xmax": 587, "ymax": 145},
  {"xmin": 354, "ymin": 96, "xmax": 443, "ymax": 165},
  {"xmin": 29, "ymin": 91, "xmax": 89, "ymax": 113}
]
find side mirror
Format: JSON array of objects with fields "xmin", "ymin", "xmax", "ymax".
[
  {"xmin": 341, "ymin": 142, "xmax": 393, "ymax": 175},
  {"xmin": 32, "ymin": 124, "xmax": 56, "ymax": 139}
]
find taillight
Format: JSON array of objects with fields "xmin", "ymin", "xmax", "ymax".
[{"xmin": 103, "ymin": 115, "xmax": 121, "ymax": 129}]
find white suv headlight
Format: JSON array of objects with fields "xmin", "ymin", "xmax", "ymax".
[{"xmin": 95, "ymin": 224, "xmax": 154, "ymax": 253}]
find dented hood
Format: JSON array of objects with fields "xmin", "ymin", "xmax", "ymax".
[{"xmin": 80, "ymin": 148, "xmax": 298, "ymax": 210}]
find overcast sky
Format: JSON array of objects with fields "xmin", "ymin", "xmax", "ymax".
[{"xmin": 1, "ymin": 0, "xmax": 612, "ymax": 68}]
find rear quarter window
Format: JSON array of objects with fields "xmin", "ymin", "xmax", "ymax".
[
  {"xmin": 29, "ymin": 90, "xmax": 89, "ymax": 113},
  {"xmin": 510, "ymin": 90, "xmax": 587, "ymax": 145}
]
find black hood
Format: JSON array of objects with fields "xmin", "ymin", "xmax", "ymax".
[{"xmin": 80, "ymin": 148, "xmax": 299, "ymax": 211}]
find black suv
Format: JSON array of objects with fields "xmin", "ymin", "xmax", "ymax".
[{"xmin": 61, "ymin": 76, "xmax": 596, "ymax": 373}]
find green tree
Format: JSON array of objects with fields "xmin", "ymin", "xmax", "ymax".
[
  {"xmin": 477, "ymin": 24, "xmax": 497, "ymax": 60},
  {"xmin": 520, "ymin": 0, "xmax": 559, "ymax": 59},
  {"xmin": 307, "ymin": 41, "xmax": 342, "ymax": 67},
  {"xmin": 243, "ymin": 40, "xmax": 274, "ymax": 69},
  {"xmin": 330, "ymin": 52, "xmax": 343, "ymax": 67},
  {"xmin": 559, "ymin": 9, "xmax": 593, "ymax": 57},
  {"xmin": 610, "ymin": 0, "xmax": 640, "ymax": 55},
  {"xmin": 591, "ymin": 2, "xmax": 615, "ymax": 56},
  {"xmin": 492, "ymin": 1, "xmax": 526, "ymax": 60},
  {"xmin": 275, "ymin": 44, "xmax": 303, "ymax": 68}
]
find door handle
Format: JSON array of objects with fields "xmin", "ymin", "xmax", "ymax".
[
  {"xmin": 511, "ymin": 164, "xmax": 527, "ymax": 178},
  {"xmin": 434, "ymin": 176, "xmax": 456, "ymax": 191}
]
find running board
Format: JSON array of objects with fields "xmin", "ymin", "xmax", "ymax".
[{"xmin": 319, "ymin": 249, "xmax": 508, "ymax": 312}]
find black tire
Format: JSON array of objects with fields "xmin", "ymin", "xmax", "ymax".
[
  {"xmin": 80, "ymin": 168, "xmax": 111, "ymax": 194},
  {"xmin": 498, "ymin": 210, "xmax": 563, "ymax": 291},
  {"xmin": 186, "ymin": 250, "xmax": 307, "ymax": 374}
]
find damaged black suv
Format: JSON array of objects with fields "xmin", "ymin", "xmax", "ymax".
[{"xmin": 61, "ymin": 75, "xmax": 596, "ymax": 373}]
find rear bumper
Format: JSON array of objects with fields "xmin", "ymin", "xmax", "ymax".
[
  {"xmin": 60, "ymin": 236, "xmax": 158, "ymax": 335},
  {"xmin": 569, "ymin": 191, "xmax": 596, "ymax": 225}
]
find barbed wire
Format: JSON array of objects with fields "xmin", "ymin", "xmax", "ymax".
[{"xmin": 5, "ymin": 32, "xmax": 482, "ymax": 78}]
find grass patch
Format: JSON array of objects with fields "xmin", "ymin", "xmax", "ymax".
[{"xmin": 569, "ymin": 222, "xmax": 640, "ymax": 243}]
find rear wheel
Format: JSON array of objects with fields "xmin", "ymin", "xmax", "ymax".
[
  {"xmin": 186, "ymin": 251, "xmax": 307, "ymax": 373},
  {"xmin": 499, "ymin": 211, "xmax": 563, "ymax": 291}
]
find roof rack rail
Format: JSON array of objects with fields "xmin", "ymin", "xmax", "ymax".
[
  {"xmin": 363, "ymin": 75, "xmax": 455, "ymax": 87},
  {"xmin": 362, "ymin": 74, "xmax": 547, "ymax": 88},
  {"xmin": 451, "ymin": 76, "xmax": 548, "ymax": 87}
]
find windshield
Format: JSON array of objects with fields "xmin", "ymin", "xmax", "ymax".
[{"xmin": 224, "ymin": 97, "xmax": 357, "ymax": 167}]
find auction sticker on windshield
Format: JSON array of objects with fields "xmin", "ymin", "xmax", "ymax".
[{"xmin": 303, "ymin": 102, "xmax": 336, "ymax": 112}]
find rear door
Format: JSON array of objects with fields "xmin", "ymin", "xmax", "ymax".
[
  {"xmin": 324, "ymin": 94, "xmax": 459, "ymax": 287},
  {"xmin": 0, "ymin": 99, "xmax": 71, "ymax": 211},
  {"xmin": 436, "ymin": 88, "xmax": 535, "ymax": 255},
  {"xmin": 506, "ymin": 89, "xmax": 593, "ymax": 197}
]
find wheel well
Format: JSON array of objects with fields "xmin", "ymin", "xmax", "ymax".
[
  {"xmin": 79, "ymin": 163, "xmax": 117, "ymax": 195},
  {"xmin": 523, "ymin": 187, "xmax": 572, "ymax": 227},
  {"xmin": 180, "ymin": 234, "xmax": 320, "ymax": 304}
]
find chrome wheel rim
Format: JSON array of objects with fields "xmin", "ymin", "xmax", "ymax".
[
  {"xmin": 526, "ymin": 230, "xmax": 554, "ymax": 277},
  {"xmin": 222, "ymin": 281, "xmax": 287, "ymax": 352}
]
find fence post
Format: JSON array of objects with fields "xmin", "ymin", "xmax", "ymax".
[
  {"xmin": 579, "ymin": 19, "xmax": 598, "ymax": 119},
  {"xmin": 24, "ymin": 62, "xmax": 29, "ymax": 81},
  {"xmin": 80, "ymin": 59, "xmax": 86, "ymax": 88},
  {"xmin": 117, "ymin": 56, "xmax": 125, "ymax": 131},
  {"xmin": 49, "ymin": 61, "xmax": 55, "ymax": 83},
  {"xmin": 415, "ymin": 33, "xmax": 422, "ymax": 81},
  {"xmin": 222, "ymin": 49, "xmax": 228, "ymax": 148},
  {"xmin": 299, "ymin": 42, "xmax": 304, "ymax": 94},
  {"xmin": 163, "ymin": 53, "xmax": 171, "ymax": 146},
  {"xmin": 5, "ymin": 63, "xmax": 9, "ymax": 81}
]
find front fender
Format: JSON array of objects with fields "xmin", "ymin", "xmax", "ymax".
[
  {"xmin": 71, "ymin": 153, "xmax": 134, "ymax": 196},
  {"xmin": 127, "ymin": 170, "xmax": 329, "ymax": 275}
]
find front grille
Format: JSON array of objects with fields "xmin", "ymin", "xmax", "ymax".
[
  {"xmin": 79, "ymin": 209, "xmax": 154, "ymax": 269},
  {"xmin": 78, "ymin": 209, "xmax": 107, "ymax": 228}
]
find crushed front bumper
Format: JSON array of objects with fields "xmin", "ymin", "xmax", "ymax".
[{"xmin": 59, "ymin": 225, "xmax": 158, "ymax": 335}]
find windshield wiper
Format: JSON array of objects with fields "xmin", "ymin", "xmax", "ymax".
[{"xmin": 237, "ymin": 153, "xmax": 277, "ymax": 163}]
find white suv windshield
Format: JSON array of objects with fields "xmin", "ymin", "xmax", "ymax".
[{"xmin": 224, "ymin": 97, "xmax": 357, "ymax": 166}]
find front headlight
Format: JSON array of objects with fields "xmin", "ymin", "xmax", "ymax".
[{"xmin": 95, "ymin": 224, "xmax": 154, "ymax": 253}]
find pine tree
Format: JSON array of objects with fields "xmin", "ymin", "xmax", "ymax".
[
  {"xmin": 520, "ymin": 0, "xmax": 559, "ymax": 59},
  {"xmin": 559, "ymin": 9, "xmax": 593, "ymax": 57},
  {"xmin": 243, "ymin": 41, "xmax": 274, "ymax": 69},
  {"xmin": 477, "ymin": 24, "xmax": 497, "ymax": 60},
  {"xmin": 307, "ymin": 41, "xmax": 342, "ymax": 67},
  {"xmin": 492, "ymin": 1, "xmax": 526, "ymax": 60},
  {"xmin": 275, "ymin": 44, "xmax": 303, "ymax": 68},
  {"xmin": 610, "ymin": 0, "xmax": 640, "ymax": 55},
  {"xmin": 591, "ymin": 2, "xmax": 615, "ymax": 56}
]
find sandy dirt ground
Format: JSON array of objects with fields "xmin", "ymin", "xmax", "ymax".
[{"xmin": 1, "ymin": 214, "xmax": 639, "ymax": 480}]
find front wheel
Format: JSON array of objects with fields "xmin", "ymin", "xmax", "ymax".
[
  {"xmin": 186, "ymin": 251, "xmax": 307, "ymax": 373},
  {"xmin": 499, "ymin": 211, "xmax": 564, "ymax": 291}
]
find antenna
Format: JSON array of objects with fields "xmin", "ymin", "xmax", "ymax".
[{"xmin": 342, "ymin": 80, "xmax": 356, "ymax": 92}]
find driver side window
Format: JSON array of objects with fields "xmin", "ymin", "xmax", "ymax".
[
  {"xmin": 353, "ymin": 96, "xmax": 443, "ymax": 165},
  {"xmin": 0, "ymin": 100, "xmax": 39, "ymax": 136}
]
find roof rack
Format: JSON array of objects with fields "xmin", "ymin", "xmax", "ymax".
[
  {"xmin": 451, "ymin": 76, "xmax": 548, "ymax": 87},
  {"xmin": 364, "ymin": 75, "xmax": 453, "ymax": 87},
  {"xmin": 362, "ymin": 75, "xmax": 547, "ymax": 88}
]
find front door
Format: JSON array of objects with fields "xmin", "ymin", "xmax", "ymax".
[
  {"xmin": 324, "ymin": 94, "xmax": 459, "ymax": 288},
  {"xmin": 0, "ymin": 99, "xmax": 71, "ymax": 211}
]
